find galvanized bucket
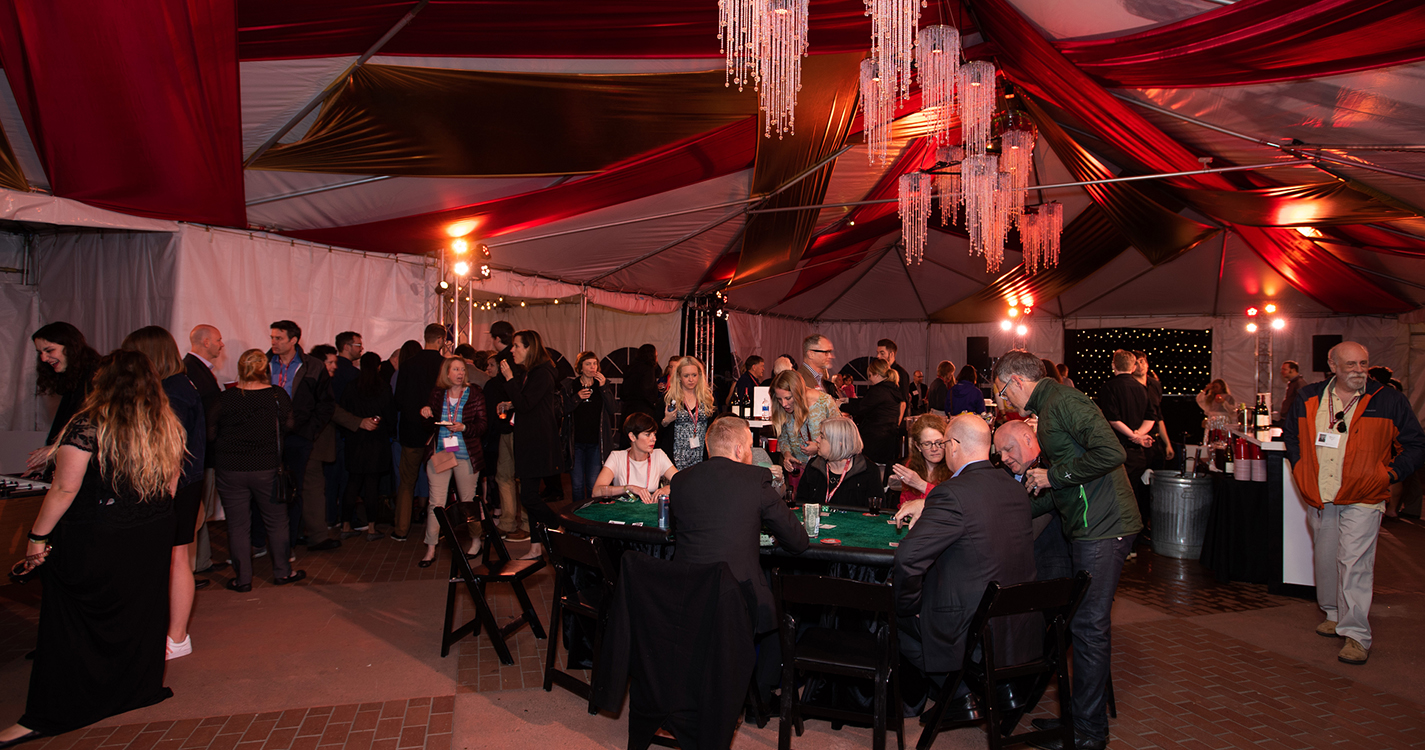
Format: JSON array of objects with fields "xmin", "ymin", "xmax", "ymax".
[{"xmin": 1150, "ymin": 471, "xmax": 1214, "ymax": 559}]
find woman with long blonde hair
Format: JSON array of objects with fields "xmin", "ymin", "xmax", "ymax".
[
  {"xmin": 5, "ymin": 350, "xmax": 185, "ymax": 745},
  {"xmin": 770, "ymin": 368, "xmax": 839, "ymax": 475},
  {"xmin": 661, "ymin": 355, "xmax": 716, "ymax": 470}
]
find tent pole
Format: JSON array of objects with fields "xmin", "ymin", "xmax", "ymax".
[
  {"xmin": 580, "ymin": 286, "xmax": 588, "ymax": 352},
  {"xmin": 243, "ymin": 0, "xmax": 432, "ymax": 166},
  {"xmin": 489, "ymin": 198, "xmax": 759, "ymax": 249},
  {"xmin": 246, "ymin": 176, "xmax": 394, "ymax": 206}
]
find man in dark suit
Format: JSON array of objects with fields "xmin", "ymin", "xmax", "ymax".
[
  {"xmin": 893, "ymin": 414, "xmax": 1038, "ymax": 706},
  {"xmin": 669, "ymin": 415, "xmax": 809, "ymax": 699},
  {"xmin": 995, "ymin": 420, "xmax": 1073, "ymax": 582},
  {"xmin": 392, "ymin": 323, "xmax": 448, "ymax": 541},
  {"xmin": 185, "ymin": 325, "xmax": 224, "ymax": 576}
]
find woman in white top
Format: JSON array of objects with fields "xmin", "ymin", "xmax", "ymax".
[{"xmin": 592, "ymin": 412, "xmax": 678, "ymax": 503}]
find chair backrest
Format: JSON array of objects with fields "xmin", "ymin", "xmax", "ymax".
[
  {"xmin": 545, "ymin": 528, "xmax": 618, "ymax": 583},
  {"xmin": 773, "ymin": 571, "xmax": 895, "ymax": 614},
  {"xmin": 442, "ymin": 500, "xmax": 512, "ymax": 563},
  {"xmin": 962, "ymin": 571, "xmax": 1092, "ymax": 674}
]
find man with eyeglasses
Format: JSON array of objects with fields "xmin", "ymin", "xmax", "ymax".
[
  {"xmin": 990, "ymin": 350, "xmax": 1140, "ymax": 750},
  {"xmin": 1282, "ymin": 341, "xmax": 1424, "ymax": 666},
  {"xmin": 800, "ymin": 334, "xmax": 840, "ymax": 398}
]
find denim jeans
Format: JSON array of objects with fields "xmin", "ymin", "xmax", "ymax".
[
  {"xmin": 570, "ymin": 442, "xmax": 603, "ymax": 506},
  {"xmin": 1069, "ymin": 534, "xmax": 1135, "ymax": 742}
]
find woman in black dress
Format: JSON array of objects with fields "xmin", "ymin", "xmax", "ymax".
[
  {"xmin": 3, "ymin": 350, "xmax": 185, "ymax": 746},
  {"xmin": 120, "ymin": 326, "xmax": 207, "ymax": 661},
  {"xmin": 498, "ymin": 329, "xmax": 563, "ymax": 560},
  {"xmin": 839, "ymin": 357, "xmax": 907, "ymax": 476},
  {"xmin": 25, "ymin": 322, "xmax": 100, "ymax": 477}
]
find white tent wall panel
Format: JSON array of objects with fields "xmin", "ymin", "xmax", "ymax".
[
  {"xmin": 0, "ymin": 232, "xmax": 39, "ymax": 432},
  {"xmin": 36, "ymin": 230, "xmax": 180, "ymax": 354},
  {"xmin": 170, "ymin": 226, "xmax": 437, "ymax": 384}
]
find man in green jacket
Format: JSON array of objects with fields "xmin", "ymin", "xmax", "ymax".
[{"xmin": 992, "ymin": 350, "xmax": 1142, "ymax": 750}]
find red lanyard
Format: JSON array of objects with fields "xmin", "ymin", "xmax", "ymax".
[
  {"xmin": 825, "ymin": 461, "xmax": 850, "ymax": 504},
  {"xmin": 627, "ymin": 452, "xmax": 652, "ymax": 490},
  {"xmin": 1327, "ymin": 384, "xmax": 1362, "ymax": 431}
]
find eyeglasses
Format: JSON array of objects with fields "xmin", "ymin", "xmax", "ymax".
[
  {"xmin": 996, "ymin": 377, "xmax": 1013, "ymax": 402},
  {"xmin": 918, "ymin": 439, "xmax": 946, "ymax": 449},
  {"xmin": 808, "ymin": 348, "xmax": 835, "ymax": 355}
]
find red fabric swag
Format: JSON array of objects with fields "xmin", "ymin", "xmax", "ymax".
[
  {"xmin": 1058, "ymin": 0, "xmax": 1425, "ymax": 89},
  {"xmin": 0, "ymin": 0, "xmax": 245, "ymax": 227},
  {"xmin": 286, "ymin": 118, "xmax": 759, "ymax": 256}
]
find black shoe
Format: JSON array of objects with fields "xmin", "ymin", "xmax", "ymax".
[
  {"xmin": 925, "ymin": 694, "xmax": 980, "ymax": 726},
  {"xmin": 226, "ymin": 579, "xmax": 252, "ymax": 593},
  {"xmin": 275, "ymin": 570, "xmax": 307, "ymax": 585},
  {"xmin": 1027, "ymin": 720, "xmax": 1105, "ymax": 750},
  {"xmin": 193, "ymin": 561, "xmax": 228, "ymax": 575},
  {"xmin": 0, "ymin": 729, "xmax": 43, "ymax": 749},
  {"xmin": 417, "ymin": 557, "xmax": 436, "ymax": 568},
  {"xmin": 389, "ymin": 532, "xmax": 408, "ymax": 542},
  {"xmin": 194, "ymin": 579, "xmax": 212, "ymax": 590},
  {"xmin": 307, "ymin": 539, "xmax": 342, "ymax": 551}
]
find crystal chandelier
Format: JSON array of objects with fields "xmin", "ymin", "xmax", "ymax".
[
  {"xmin": 718, "ymin": 0, "xmax": 808, "ymax": 139},
  {"xmin": 860, "ymin": 59, "xmax": 893, "ymax": 163},
  {"xmin": 862, "ymin": 0, "xmax": 922, "ymax": 162},
  {"xmin": 934, "ymin": 145, "xmax": 963, "ymax": 226},
  {"xmin": 898, "ymin": 172, "xmax": 933, "ymax": 265},
  {"xmin": 962, "ymin": 153, "xmax": 1003, "ymax": 271},
  {"xmin": 958, "ymin": 61, "xmax": 997, "ymax": 155},
  {"xmin": 758, "ymin": 0, "xmax": 808, "ymax": 138},
  {"xmin": 1020, "ymin": 202, "xmax": 1063, "ymax": 273},
  {"xmin": 916, "ymin": 25, "xmax": 960, "ymax": 146}
]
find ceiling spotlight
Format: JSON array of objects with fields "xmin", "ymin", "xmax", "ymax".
[
  {"xmin": 452, "ymin": 238, "xmax": 469, "ymax": 255},
  {"xmin": 1015, "ymin": 324, "xmax": 1028, "ymax": 336},
  {"xmin": 453, "ymin": 261, "xmax": 471, "ymax": 276},
  {"xmin": 1264, "ymin": 303, "xmax": 1277, "ymax": 314},
  {"xmin": 1271, "ymin": 317, "xmax": 1286, "ymax": 330},
  {"xmin": 478, "ymin": 264, "xmax": 491, "ymax": 279},
  {"xmin": 1000, "ymin": 320, "xmax": 1012, "ymax": 331},
  {"xmin": 1008, "ymin": 307, "xmax": 1019, "ymax": 318},
  {"xmin": 1246, "ymin": 322, "xmax": 1258, "ymax": 333},
  {"xmin": 437, "ymin": 280, "xmax": 450, "ymax": 291},
  {"xmin": 1246, "ymin": 307, "xmax": 1259, "ymax": 317},
  {"xmin": 1007, "ymin": 295, "xmax": 1018, "ymax": 307},
  {"xmin": 446, "ymin": 220, "xmax": 478, "ymax": 238},
  {"xmin": 476, "ymin": 243, "xmax": 491, "ymax": 259},
  {"xmin": 520, "ymin": 301, "xmax": 526, "ymax": 307}
]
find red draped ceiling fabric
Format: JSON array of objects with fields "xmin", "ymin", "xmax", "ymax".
[
  {"xmin": 0, "ymin": 0, "xmax": 244, "ymax": 227},
  {"xmin": 970, "ymin": 0, "xmax": 1415, "ymax": 315}
]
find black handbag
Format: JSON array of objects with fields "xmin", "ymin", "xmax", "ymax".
[{"xmin": 272, "ymin": 391, "xmax": 297, "ymax": 504}]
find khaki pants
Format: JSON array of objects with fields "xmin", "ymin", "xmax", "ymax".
[
  {"xmin": 425, "ymin": 458, "xmax": 479, "ymax": 547},
  {"xmin": 395, "ymin": 446, "xmax": 427, "ymax": 537},
  {"xmin": 1309, "ymin": 501, "xmax": 1384, "ymax": 649},
  {"xmin": 496, "ymin": 433, "xmax": 526, "ymax": 534}
]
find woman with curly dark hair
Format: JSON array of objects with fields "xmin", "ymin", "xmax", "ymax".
[
  {"xmin": 26, "ymin": 322, "xmax": 101, "ymax": 476},
  {"xmin": 4, "ymin": 349, "xmax": 185, "ymax": 747}
]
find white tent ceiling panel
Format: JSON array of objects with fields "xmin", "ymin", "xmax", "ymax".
[
  {"xmin": 239, "ymin": 57, "xmax": 357, "ymax": 157},
  {"xmin": 911, "ymin": 255, "xmax": 995, "ymax": 313},
  {"xmin": 924, "ymin": 228, "xmax": 1019, "ymax": 288},
  {"xmin": 816, "ymin": 245, "xmax": 933, "ymax": 321},
  {"xmin": 1067, "ymin": 238, "xmax": 1224, "ymax": 318},
  {"xmin": 1053, "ymin": 245, "xmax": 1148, "ymax": 317},
  {"xmin": 596, "ymin": 214, "xmax": 748, "ymax": 296},
  {"xmin": 490, "ymin": 170, "xmax": 752, "ymax": 280},
  {"xmin": 244, "ymin": 170, "xmax": 563, "ymax": 231},
  {"xmin": 1321, "ymin": 244, "xmax": 1425, "ymax": 308},
  {"xmin": 1030, "ymin": 134, "xmax": 1098, "ymax": 220},
  {"xmin": 764, "ymin": 241, "xmax": 896, "ymax": 319}
]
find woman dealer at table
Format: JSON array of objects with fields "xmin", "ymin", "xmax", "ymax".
[
  {"xmin": 770, "ymin": 368, "xmax": 840, "ymax": 476},
  {"xmin": 793, "ymin": 417, "xmax": 883, "ymax": 509},
  {"xmin": 26, "ymin": 322, "xmax": 101, "ymax": 477},
  {"xmin": 591, "ymin": 412, "xmax": 678, "ymax": 503}
]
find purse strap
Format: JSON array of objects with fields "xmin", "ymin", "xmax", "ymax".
[{"xmin": 272, "ymin": 389, "xmax": 285, "ymax": 457}]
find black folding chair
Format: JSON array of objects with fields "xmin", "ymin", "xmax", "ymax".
[
  {"xmin": 773, "ymin": 571, "xmax": 903, "ymax": 750},
  {"xmin": 917, "ymin": 571, "xmax": 1092, "ymax": 750},
  {"xmin": 434, "ymin": 502, "xmax": 546, "ymax": 665},
  {"xmin": 542, "ymin": 528, "xmax": 618, "ymax": 714}
]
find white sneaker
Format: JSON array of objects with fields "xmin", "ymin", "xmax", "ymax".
[{"xmin": 166, "ymin": 635, "xmax": 192, "ymax": 660}]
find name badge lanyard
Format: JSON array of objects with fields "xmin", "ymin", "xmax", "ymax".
[
  {"xmin": 825, "ymin": 463, "xmax": 850, "ymax": 504},
  {"xmin": 1327, "ymin": 386, "xmax": 1362, "ymax": 433},
  {"xmin": 688, "ymin": 401, "xmax": 701, "ymax": 447},
  {"xmin": 627, "ymin": 452, "xmax": 653, "ymax": 491},
  {"xmin": 442, "ymin": 393, "xmax": 462, "ymax": 450}
]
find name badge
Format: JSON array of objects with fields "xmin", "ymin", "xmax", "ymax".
[
  {"xmin": 1315, "ymin": 432, "xmax": 1341, "ymax": 449},
  {"xmin": 689, "ymin": 435, "xmax": 701, "ymax": 448},
  {"xmin": 442, "ymin": 435, "xmax": 460, "ymax": 451}
]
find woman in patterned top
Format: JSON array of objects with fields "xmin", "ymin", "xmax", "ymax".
[
  {"xmin": 661, "ymin": 355, "xmax": 716, "ymax": 470},
  {"xmin": 6, "ymin": 349, "xmax": 185, "ymax": 745},
  {"xmin": 770, "ymin": 368, "xmax": 840, "ymax": 475},
  {"xmin": 417, "ymin": 356, "xmax": 486, "ymax": 567}
]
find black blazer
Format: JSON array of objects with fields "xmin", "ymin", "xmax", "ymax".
[
  {"xmin": 841, "ymin": 380, "xmax": 905, "ymax": 461},
  {"xmin": 620, "ymin": 358, "xmax": 663, "ymax": 420},
  {"xmin": 394, "ymin": 348, "xmax": 445, "ymax": 447},
  {"xmin": 892, "ymin": 460, "xmax": 1038, "ymax": 673},
  {"xmin": 670, "ymin": 456, "xmax": 809, "ymax": 632},
  {"xmin": 184, "ymin": 353, "xmax": 222, "ymax": 468},
  {"xmin": 507, "ymin": 361, "xmax": 564, "ymax": 478}
]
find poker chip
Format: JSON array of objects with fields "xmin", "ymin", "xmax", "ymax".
[{"xmin": 820, "ymin": 538, "xmax": 842, "ymax": 545}]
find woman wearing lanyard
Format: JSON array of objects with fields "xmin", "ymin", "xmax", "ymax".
[
  {"xmin": 794, "ymin": 417, "xmax": 883, "ymax": 509},
  {"xmin": 770, "ymin": 369, "xmax": 840, "ymax": 476},
  {"xmin": 591, "ymin": 413, "xmax": 678, "ymax": 503},
  {"xmin": 661, "ymin": 356, "xmax": 715, "ymax": 470},
  {"xmin": 417, "ymin": 357, "xmax": 487, "ymax": 568}
]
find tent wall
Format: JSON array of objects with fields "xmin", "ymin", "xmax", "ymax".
[
  {"xmin": 465, "ymin": 303, "xmax": 680, "ymax": 375},
  {"xmin": 0, "ymin": 232, "xmax": 39, "ymax": 431}
]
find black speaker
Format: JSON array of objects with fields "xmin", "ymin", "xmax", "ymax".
[
  {"xmin": 967, "ymin": 336, "xmax": 990, "ymax": 377},
  {"xmin": 1312, "ymin": 335, "xmax": 1341, "ymax": 373}
]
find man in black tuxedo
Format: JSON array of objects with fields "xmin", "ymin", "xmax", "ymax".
[
  {"xmin": 893, "ymin": 414, "xmax": 1038, "ymax": 700},
  {"xmin": 669, "ymin": 415, "xmax": 809, "ymax": 699},
  {"xmin": 185, "ymin": 324, "xmax": 225, "ymax": 576}
]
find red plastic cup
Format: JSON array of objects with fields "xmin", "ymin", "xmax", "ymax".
[{"xmin": 767, "ymin": 438, "xmax": 779, "ymax": 453}]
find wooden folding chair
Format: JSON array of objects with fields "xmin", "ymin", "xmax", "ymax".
[{"xmin": 435, "ymin": 502, "xmax": 546, "ymax": 665}]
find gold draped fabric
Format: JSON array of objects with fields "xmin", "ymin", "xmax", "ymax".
[
  {"xmin": 252, "ymin": 64, "xmax": 759, "ymax": 176},
  {"xmin": 0, "ymin": 126, "xmax": 28, "ymax": 192},
  {"xmin": 731, "ymin": 53, "xmax": 865, "ymax": 285}
]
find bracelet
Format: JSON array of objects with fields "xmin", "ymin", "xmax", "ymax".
[{"xmin": 28, "ymin": 531, "xmax": 50, "ymax": 543}]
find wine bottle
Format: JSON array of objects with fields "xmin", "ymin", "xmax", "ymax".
[{"xmin": 1254, "ymin": 394, "xmax": 1272, "ymax": 442}]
